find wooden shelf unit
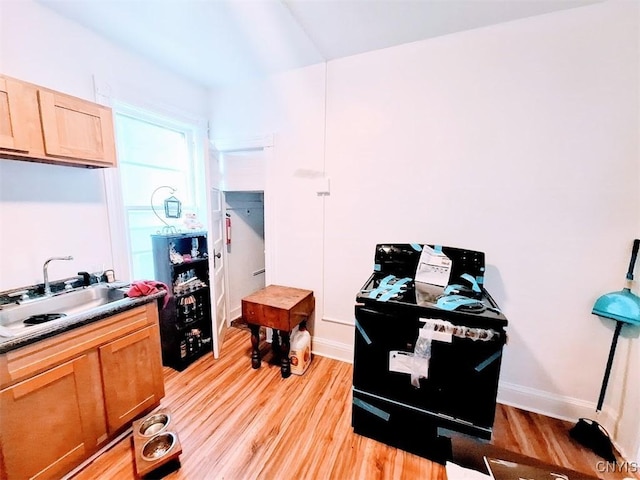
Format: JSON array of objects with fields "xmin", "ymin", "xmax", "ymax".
[{"xmin": 152, "ymin": 231, "xmax": 213, "ymax": 371}]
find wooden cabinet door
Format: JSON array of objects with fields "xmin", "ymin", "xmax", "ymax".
[
  {"xmin": 0, "ymin": 355, "xmax": 102, "ymax": 480},
  {"xmin": 38, "ymin": 89, "xmax": 117, "ymax": 167},
  {"xmin": 0, "ymin": 77, "xmax": 31, "ymax": 154},
  {"xmin": 99, "ymin": 325, "xmax": 164, "ymax": 433}
]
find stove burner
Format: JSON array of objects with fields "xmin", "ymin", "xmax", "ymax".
[
  {"xmin": 23, "ymin": 313, "xmax": 67, "ymax": 325},
  {"xmin": 455, "ymin": 302, "xmax": 486, "ymax": 313},
  {"xmin": 358, "ymin": 268, "xmax": 506, "ymax": 318},
  {"xmin": 436, "ymin": 294, "xmax": 487, "ymax": 313}
]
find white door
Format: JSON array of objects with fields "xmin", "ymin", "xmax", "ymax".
[{"xmin": 209, "ymin": 187, "xmax": 228, "ymax": 358}]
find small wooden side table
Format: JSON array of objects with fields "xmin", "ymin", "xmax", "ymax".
[{"xmin": 241, "ymin": 285, "xmax": 315, "ymax": 378}]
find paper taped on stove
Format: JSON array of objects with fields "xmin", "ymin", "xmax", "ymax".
[{"xmin": 415, "ymin": 245, "xmax": 452, "ymax": 287}]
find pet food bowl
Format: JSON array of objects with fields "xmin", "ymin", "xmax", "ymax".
[
  {"xmin": 141, "ymin": 432, "xmax": 177, "ymax": 461},
  {"xmin": 138, "ymin": 413, "xmax": 171, "ymax": 437}
]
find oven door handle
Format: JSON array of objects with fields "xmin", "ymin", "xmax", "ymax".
[{"xmin": 356, "ymin": 307, "xmax": 397, "ymax": 318}]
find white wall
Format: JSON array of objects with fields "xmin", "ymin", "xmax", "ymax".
[
  {"xmin": 209, "ymin": 1, "xmax": 640, "ymax": 459},
  {"xmin": 0, "ymin": 0, "xmax": 209, "ymax": 289},
  {"xmin": 219, "ymin": 150, "xmax": 267, "ymax": 192}
]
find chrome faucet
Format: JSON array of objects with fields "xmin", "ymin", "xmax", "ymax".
[{"xmin": 43, "ymin": 256, "xmax": 73, "ymax": 296}]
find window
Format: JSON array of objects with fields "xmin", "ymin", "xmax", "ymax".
[{"xmin": 113, "ymin": 103, "xmax": 205, "ymax": 280}]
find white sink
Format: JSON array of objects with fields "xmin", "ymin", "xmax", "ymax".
[{"xmin": 0, "ymin": 285, "xmax": 128, "ymax": 337}]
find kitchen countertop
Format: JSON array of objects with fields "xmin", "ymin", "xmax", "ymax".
[{"xmin": 0, "ymin": 289, "xmax": 166, "ymax": 354}]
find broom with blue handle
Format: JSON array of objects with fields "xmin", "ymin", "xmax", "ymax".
[{"xmin": 570, "ymin": 239, "xmax": 640, "ymax": 462}]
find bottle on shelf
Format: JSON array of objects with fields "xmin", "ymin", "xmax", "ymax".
[{"xmin": 180, "ymin": 339, "xmax": 187, "ymax": 359}]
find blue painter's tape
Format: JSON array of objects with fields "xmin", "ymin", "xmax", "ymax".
[
  {"xmin": 443, "ymin": 284, "xmax": 461, "ymax": 296},
  {"xmin": 437, "ymin": 426, "xmax": 492, "ymax": 440},
  {"xmin": 369, "ymin": 274, "xmax": 396, "ymax": 298},
  {"xmin": 436, "ymin": 295, "xmax": 481, "ymax": 311},
  {"xmin": 460, "ymin": 273, "xmax": 481, "ymax": 292},
  {"xmin": 381, "ymin": 274, "xmax": 395, "ymax": 285},
  {"xmin": 475, "ymin": 350, "xmax": 502, "ymax": 372},
  {"xmin": 376, "ymin": 277, "xmax": 412, "ymax": 301},
  {"xmin": 378, "ymin": 287, "xmax": 400, "ymax": 302},
  {"xmin": 410, "ymin": 243, "xmax": 423, "ymax": 251},
  {"xmin": 353, "ymin": 396, "xmax": 391, "ymax": 422},
  {"xmin": 355, "ymin": 320, "xmax": 372, "ymax": 345},
  {"xmin": 434, "ymin": 245, "xmax": 443, "ymax": 254}
]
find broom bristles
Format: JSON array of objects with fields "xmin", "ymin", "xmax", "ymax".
[{"xmin": 570, "ymin": 418, "xmax": 616, "ymax": 463}]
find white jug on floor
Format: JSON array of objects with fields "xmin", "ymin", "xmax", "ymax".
[{"xmin": 289, "ymin": 326, "xmax": 311, "ymax": 375}]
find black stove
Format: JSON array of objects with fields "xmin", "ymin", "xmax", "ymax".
[
  {"xmin": 352, "ymin": 243, "xmax": 509, "ymax": 464},
  {"xmin": 355, "ymin": 243, "xmax": 507, "ymax": 325}
]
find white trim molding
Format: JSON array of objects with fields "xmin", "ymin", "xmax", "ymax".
[
  {"xmin": 499, "ymin": 381, "xmax": 604, "ymax": 422},
  {"xmin": 312, "ymin": 335, "xmax": 353, "ymax": 364},
  {"xmin": 322, "ymin": 315, "xmax": 355, "ymax": 327},
  {"xmin": 497, "ymin": 380, "xmax": 638, "ymax": 461},
  {"xmin": 212, "ymin": 134, "xmax": 274, "ymax": 153}
]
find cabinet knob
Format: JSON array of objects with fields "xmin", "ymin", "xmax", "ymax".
[{"xmin": 214, "ymin": 252, "xmax": 221, "ymax": 259}]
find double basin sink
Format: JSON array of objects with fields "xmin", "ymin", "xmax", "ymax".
[{"xmin": 0, "ymin": 285, "xmax": 128, "ymax": 339}]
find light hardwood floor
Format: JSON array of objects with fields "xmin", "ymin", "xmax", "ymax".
[{"xmin": 72, "ymin": 326, "xmax": 638, "ymax": 480}]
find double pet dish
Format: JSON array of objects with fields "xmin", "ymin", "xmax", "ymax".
[{"xmin": 132, "ymin": 409, "xmax": 182, "ymax": 478}]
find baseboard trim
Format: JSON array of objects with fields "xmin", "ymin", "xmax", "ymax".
[
  {"xmin": 229, "ymin": 306, "xmax": 241, "ymax": 322},
  {"xmin": 308, "ymin": 349, "xmax": 617, "ymax": 427},
  {"xmin": 496, "ymin": 381, "xmax": 597, "ymax": 423},
  {"xmin": 496, "ymin": 381, "xmax": 636, "ymax": 460},
  {"xmin": 311, "ymin": 335, "xmax": 353, "ymax": 364},
  {"xmin": 309, "ymin": 323, "xmax": 637, "ymax": 462},
  {"xmin": 63, "ymin": 426, "xmax": 132, "ymax": 479},
  {"xmin": 322, "ymin": 315, "xmax": 355, "ymax": 327}
]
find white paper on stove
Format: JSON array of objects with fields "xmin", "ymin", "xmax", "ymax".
[
  {"xmin": 388, "ymin": 350, "xmax": 414, "ymax": 374},
  {"xmin": 415, "ymin": 245, "xmax": 452, "ymax": 287}
]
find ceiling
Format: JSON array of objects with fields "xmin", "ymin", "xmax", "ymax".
[{"xmin": 36, "ymin": 0, "xmax": 601, "ymax": 90}]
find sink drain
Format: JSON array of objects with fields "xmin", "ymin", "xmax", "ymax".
[{"xmin": 23, "ymin": 313, "xmax": 67, "ymax": 325}]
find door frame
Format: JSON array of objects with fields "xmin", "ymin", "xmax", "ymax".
[{"xmin": 208, "ymin": 134, "xmax": 275, "ymax": 353}]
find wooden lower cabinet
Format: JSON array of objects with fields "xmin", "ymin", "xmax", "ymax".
[
  {"xmin": 0, "ymin": 354, "xmax": 105, "ymax": 480},
  {"xmin": 100, "ymin": 325, "xmax": 165, "ymax": 433},
  {"xmin": 0, "ymin": 302, "xmax": 165, "ymax": 480}
]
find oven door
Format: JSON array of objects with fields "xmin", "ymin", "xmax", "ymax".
[{"xmin": 353, "ymin": 304, "xmax": 505, "ymax": 433}]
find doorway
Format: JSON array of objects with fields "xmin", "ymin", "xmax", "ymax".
[
  {"xmin": 224, "ymin": 191, "xmax": 265, "ymax": 322},
  {"xmin": 209, "ymin": 135, "xmax": 273, "ymax": 355}
]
